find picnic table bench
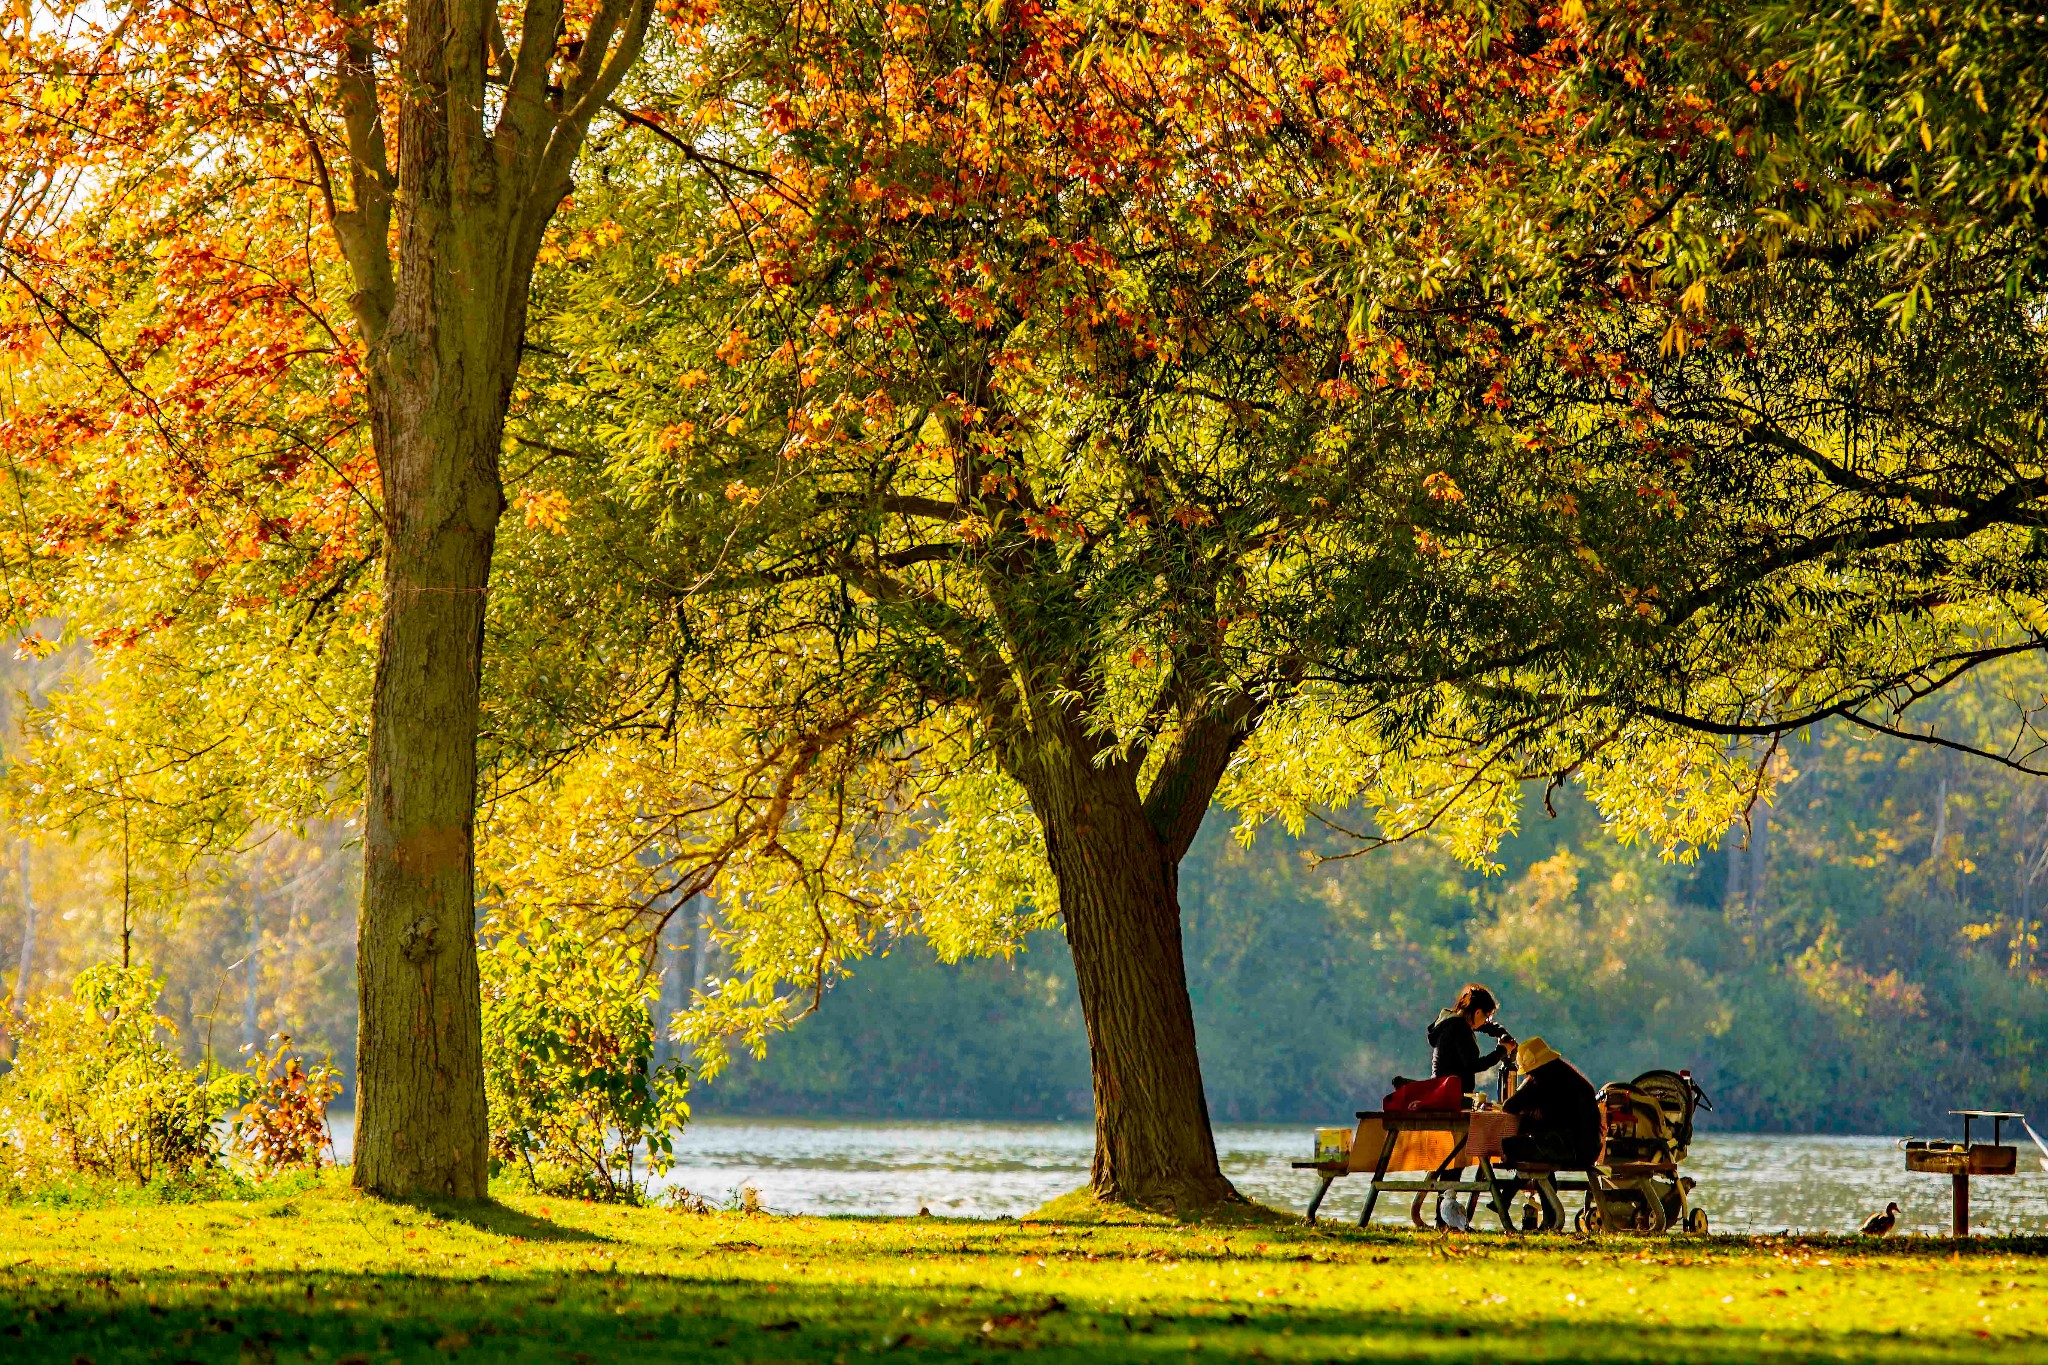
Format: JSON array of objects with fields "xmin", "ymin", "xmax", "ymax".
[
  {"xmin": 1294, "ymin": 1110, "xmax": 1520, "ymax": 1230},
  {"xmin": 1293, "ymin": 1110, "xmax": 1602, "ymax": 1232}
]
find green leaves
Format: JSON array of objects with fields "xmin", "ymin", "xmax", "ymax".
[
  {"xmin": 481, "ymin": 898, "xmax": 692, "ymax": 1201},
  {"xmin": 0, "ymin": 963, "xmax": 245, "ymax": 1190}
]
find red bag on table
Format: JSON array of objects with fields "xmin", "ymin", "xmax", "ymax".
[{"xmin": 1382, "ymin": 1075, "xmax": 1462, "ymax": 1113}]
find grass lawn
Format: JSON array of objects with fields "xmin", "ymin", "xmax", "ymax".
[{"xmin": 3, "ymin": 1173, "xmax": 2046, "ymax": 1363}]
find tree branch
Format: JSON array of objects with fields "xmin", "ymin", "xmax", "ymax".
[
  {"xmin": 330, "ymin": 0, "xmax": 394, "ymax": 341},
  {"xmin": 1141, "ymin": 688, "xmax": 1269, "ymax": 864}
]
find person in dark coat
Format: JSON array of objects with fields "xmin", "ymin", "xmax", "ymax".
[
  {"xmin": 1501, "ymin": 1037, "xmax": 1602, "ymax": 1167},
  {"xmin": 1427, "ymin": 983, "xmax": 1516, "ymax": 1097}
]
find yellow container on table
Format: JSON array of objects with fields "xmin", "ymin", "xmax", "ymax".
[{"xmin": 1314, "ymin": 1126, "xmax": 1354, "ymax": 1164}]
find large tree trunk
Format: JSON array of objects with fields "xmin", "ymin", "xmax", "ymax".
[
  {"xmin": 322, "ymin": 0, "xmax": 649, "ymax": 1197},
  {"xmin": 1026, "ymin": 755, "xmax": 1237, "ymax": 1212},
  {"xmin": 352, "ymin": 377, "xmax": 506, "ymax": 1197},
  {"xmin": 349, "ymin": 7, "xmax": 518, "ymax": 1190}
]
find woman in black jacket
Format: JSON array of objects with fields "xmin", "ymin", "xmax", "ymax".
[{"xmin": 1427, "ymin": 983, "xmax": 1517, "ymax": 1097}]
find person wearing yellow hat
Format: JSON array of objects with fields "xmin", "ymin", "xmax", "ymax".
[{"xmin": 1500, "ymin": 1036, "xmax": 1601, "ymax": 1169}]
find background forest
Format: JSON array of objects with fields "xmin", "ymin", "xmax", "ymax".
[{"xmin": 6, "ymin": 649, "xmax": 2043, "ymax": 1136}]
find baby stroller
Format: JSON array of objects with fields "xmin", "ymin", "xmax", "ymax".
[{"xmin": 1574, "ymin": 1069, "xmax": 1712, "ymax": 1233}]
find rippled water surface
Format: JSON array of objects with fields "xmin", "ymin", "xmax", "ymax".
[
  {"xmin": 331, "ymin": 1115, "xmax": 2048, "ymax": 1235},
  {"xmin": 655, "ymin": 1120, "xmax": 2048, "ymax": 1236}
]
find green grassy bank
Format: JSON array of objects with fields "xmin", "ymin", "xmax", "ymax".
[{"xmin": 3, "ymin": 1175, "xmax": 2045, "ymax": 1363}]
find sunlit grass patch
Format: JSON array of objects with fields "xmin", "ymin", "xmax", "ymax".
[{"xmin": 2, "ymin": 1170, "xmax": 2046, "ymax": 1362}]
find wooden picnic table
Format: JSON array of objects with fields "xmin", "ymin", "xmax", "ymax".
[{"xmin": 1294, "ymin": 1110, "xmax": 1523, "ymax": 1231}]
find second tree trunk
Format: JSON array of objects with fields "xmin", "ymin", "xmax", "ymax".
[{"xmin": 1033, "ymin": 760, "xmax": 1237, "ymax": 1211}]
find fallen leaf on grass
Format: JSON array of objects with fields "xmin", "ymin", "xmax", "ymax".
[
  {"xmin": 761, "ymin": 1319, "xmax": 801, "ymax": 1333},
  {"xmin": 433, "ymin": 1331, "xmax": 470, "ymax": 1351}
]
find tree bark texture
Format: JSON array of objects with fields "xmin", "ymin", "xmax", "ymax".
[
  {"xmin": 1020, "ymin": 746, "xmax": 1238, "ymax": 1212},
  {"xmin": 352, "ymin": 324, "xmax": 507, "ymax": 1198},
  {"xmin": 336, "ymin": 0, "xmax": 649, "ymax": 1197}
]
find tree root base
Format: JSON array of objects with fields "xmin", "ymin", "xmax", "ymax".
[{"xmin": 1025, "ymin": 1184, "xmax": 1297, "ymax": 1226}]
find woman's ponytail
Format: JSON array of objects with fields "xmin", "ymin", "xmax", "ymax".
[{"xmin": 1453, "ymin": 983, "xmax": 1497, "ymax": 1017}]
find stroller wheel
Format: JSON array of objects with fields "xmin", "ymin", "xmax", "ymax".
[{"xmin": 1685, "ymin": 1208, "xmax": 1709, "ymax": 1234}]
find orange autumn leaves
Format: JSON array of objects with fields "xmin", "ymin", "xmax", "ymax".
[
  {"xmin": 0, "ymin": 0, "xmax": 1671, "ymax": 652},
  {"xmin": 662, "ymin": 0, "xmax": 1643, "ymax": 492},
  {"xmin": 1, "ymin": 1, "xmax": 381, "ymax": 639}
]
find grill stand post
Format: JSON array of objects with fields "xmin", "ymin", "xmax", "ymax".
[{"xmin": 1908, "ymin": 1110, "xmax": 2021, "ymax": 1239}]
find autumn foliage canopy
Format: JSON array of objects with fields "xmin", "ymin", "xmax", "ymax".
[{"xmin": 6, "ymin": 0, "xmax": 2048, "ymax": 1203}]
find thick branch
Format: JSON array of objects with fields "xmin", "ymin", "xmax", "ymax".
[
  {"xmin": 817, "ymin": 491, "xmax": 966, "ymax": 522},
  {"xmin": 1663, "ymin": 488, "xmax": 2048, "ymax": 628},
  {"xmin": 1619, "ymin": 642, "xmax": 2045, "ymax": 741},
  {"xmin": 331, "ymin": 0, "xmax": 394, "ymax": 339},
  {"xmin": 605, "ymin": 101, "xmax": 788, "ymax": 190},
  {"xmin": 879, "ymin": 544, "xmax": 964, "ymax": 569},
  {"xmin": 832, "ymin": 555, "xmax": 1017, "ymax": 726},
  {"xmin": 534, "ymin": 0, "xmax": 653, "ymax": 196},
  {"xmin": 498, "ymin": 0, "xmax": 568, "ymax": 163},
  {"xmin": 1141, "ymin": 690, "xmax": 1266, "ymax": 864},
  {"xmin": 1746, "ymin": 425, "xmax": 2048, "ymax": 526}
]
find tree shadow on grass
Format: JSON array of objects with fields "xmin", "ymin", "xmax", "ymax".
[
  {"xmin": 375, "ymin": 1194, "xmax": 611, "ymax": 1243},
  {"xmin": 2, "ymin": 1266, "xmax": 2038, "ymax": 1364},
  {"xmin": 1027, "ymin": 1187, "xmax": 1302, "ymax": 1228}
]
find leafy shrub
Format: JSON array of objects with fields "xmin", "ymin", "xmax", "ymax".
[
  {"xmin": 232, "ymin": 1033, "xmax": 343, "ymax": 1174},
  {"xmin": 0, "ymin": 964, "xmax": 244, "ymax": 1189},
  {"xmin": 482, "ymin": 905, "xmax": 690, "ymax": 1200}
]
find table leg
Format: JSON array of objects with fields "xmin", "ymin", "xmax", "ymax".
[
  {"xmin": 1415, "ymin": 1136, "xmax": 1470, "ymax": 1229},
  {"xmin": 1953, "ymin": 1172, "xmax": 1970, "ymax": 1238},
  {"xmin": 1304, "ymin": 1175, "xmax": 1333, "ymax": 1226},
  {"xmin": 1479, "ymin": 1157, "xmax": 1515, "ymax": 1233},
  {"xmin": 1359, "ymin": 1128, "xmax": 1397, "ymax": 1227}
]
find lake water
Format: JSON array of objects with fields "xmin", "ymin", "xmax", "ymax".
[{"xmin": 332, "ymin": 1115, "xmax": 2048, "ymax": 1236}]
